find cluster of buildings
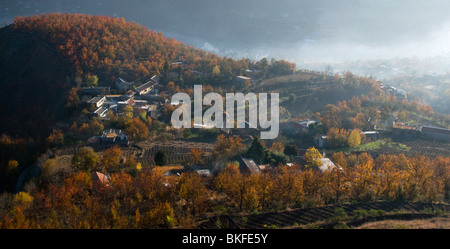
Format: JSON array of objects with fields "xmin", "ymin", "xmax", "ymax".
[
  {"xmin": 380, "ymin": 83, "xmax": 407, "ymax": 100},
  {"xmin": 81, "ymin": 75, "xmax": 162, "ymax": 120},
  {"xmin": 81, "ymin": 75, "xmax": 165, "ymax": 145}
]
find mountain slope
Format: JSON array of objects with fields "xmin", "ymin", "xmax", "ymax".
[
  {"xmin": 0, "ymin": 25, "xmax": 75, "ymax": 141},
  {"xmin": 11, "ymin": 13, "xmax": 250, "ymax": 85}
]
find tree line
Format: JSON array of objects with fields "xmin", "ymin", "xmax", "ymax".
[{"xmin": 1, "ymin": 135, "xmax": 448, "ymax": 229}]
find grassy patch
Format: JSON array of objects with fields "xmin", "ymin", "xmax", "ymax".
[{"xmin": 325, "ymin": 139, "xmax": 410, "ymax": 154}]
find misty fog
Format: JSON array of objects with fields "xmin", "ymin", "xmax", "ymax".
[{"xmin": 2, "ymin": 0, "xmax": 450, "ymax": 78}]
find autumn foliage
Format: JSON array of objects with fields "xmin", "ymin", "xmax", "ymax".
[
  {"xmin": 12, "ymin": 13, "xmax": 251, "ymax": 85},
  {"xmin": 0, "ymin": 151, "xmax": 448, "ymax": 229}
]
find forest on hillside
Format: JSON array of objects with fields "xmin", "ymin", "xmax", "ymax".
[{"xmin": 12, "ymin": 13, "xmax": 295, "ymax": 87}]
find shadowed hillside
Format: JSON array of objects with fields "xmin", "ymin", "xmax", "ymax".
[{"xmin": 0, "ymin": 26, "xmax": 75, "ymax": 141}]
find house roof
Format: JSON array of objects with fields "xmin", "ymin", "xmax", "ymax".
[
  {"xmin": 237, "ymin": 76, "xmax": 251, "ymax": 80},
  {"xmin": 317, "ymin": 158, "xmax": 339, "ymax": 173},
  {"xmin": 102, "ymin": 129, "xmax": 127, "ymax": 137},
  {"xmin": 116, "ymin": 78, "xmax": 130, "ymax": 84},
  {"xmin": 422, "ymin": 126, "xmax": 450, "ymax": 135},
  {"xmin": 362, "ymin": 131, "xmax": 380, "ymax": 136},
  {"xmin": 240, "ymin": 157, "xmax": 261, "ymax": 174},
  {"xmin": 94, "ymin": 106, "xmax": 108, "ymax": 115},
  {"xmin": 88, "ymin": 96, "xmax": 105, "ymax": 104},
  {"xmin": 150, "ymin": 75, "xmax": 160, "ymax": 83},
  {"xmin": 135, "ymin": 81, "xmax": 153, "ymax": 92},
  {"xmin": 196, "ymin": 169, "xmax": 211, "ymax": 177},
  {"xmin": 91, "ymin": 171, "xmax": 111, "ymax": 190}
]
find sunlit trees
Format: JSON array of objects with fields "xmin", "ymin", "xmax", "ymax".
[
  {"xmin": 321, "ymin": 105, "xmax": 342, "ymax": 130},
  {"xmin": 347, "ymin": 129, "xmax": 362, "ymax": 148},
  {"xmin": 304, "ymin": 147, "xmax": 322, "ymax": 168},
  {"xmin": 403, "ymin": 156, "xmax": 437, "ymax": 201},
  {"xmin": 349, "ymin": 153, "xmax": 377, "ymax": 201},
  {"xmin": 100, "ymin": 145, "xmax": 122, "ymax": 171},
  {"xmin": 1, "ymin": 151, "xmax": 449, "ymax": 228},
  {"xmin": 177, "ymin": 172, "xmax": 210, "ymax": 215},
  {"xmin": 272, "ymin": 165, "xmax": 304, "ymax": 207},
  {"xmin": 350, "ymin": 113, "xmax": 370, "ymax": 130},
  {"xmin": 376, "ymin": 160, "xmax": 403, "ymax": 200},
  {"xmin": 12, "ymin": 14, "xmax": 253, "ymax": 86},
  {"xmin": 211, "ymin": 65, "xmax": 221, "ymax": 78},
  {"xmin": 326, "ymin": 128, "xmax": 349, "ymax": 148},
  {"xmin": 125, "ymin": 117, "xmax": 149, "ymax": 141},
  {"xmin": 189, "ymin": 148, "xmax": 205, "ymax": 165},
  {"xmin": 212, "ymin": 134, "xmax": 245, "ymax": 160},
  {"xmin": 72, "ymin": 146, "xmax": 99, "ymax": 172},
  {"xmin": 86, "ymin": 75, "xmax": 98, "ymax": 87},
  {"xmin": 78, "ymin": 120, "xmax": 104, "ymax": 139},
  {"xmin": 141, "ymin": 202, "xmax": 176, "ymax": 229},
  {"xmin": 214, "ymin": 162, "xmax": 255, "ymax": 211},
  {"xmin": 13, "ymin": 192, "xmax": 34, "ymax": 210},
  {"xmin": 253, "ymin": 173, "xmax": 274, "ymax": 209}
]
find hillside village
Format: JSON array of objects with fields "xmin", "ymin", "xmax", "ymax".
[
  {"xmin": 1, "ymin": 13, "xmax": 449, "ymax": 230},
  {"xmin": 59, "ymin": 65, "xmax": 450, "ymax": 185}
]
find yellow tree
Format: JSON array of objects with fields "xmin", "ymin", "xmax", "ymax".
[
  {"xmin": 404, "ymin": 156, "xmax": 435, "ymax": 201},
  {"xmin": 253, "ymin": 173, "xmax": 274, "ymax": 209},
  {"xmin": 189, "ymin": 148, "xmax": 205, "ymax": 165},
  {"xmin": 101, "ymin": 145, "xmax": 122, "ymax": 171},
  {"xmin": 350, "ymin": 153, "xmax": 377, "ymax": 201},
  {"xmin": 142, "ymin": 202, "xmax": 176, "ymax": 228},
  {"xmin": 177, "ymin": 172, "xmax": 210, "ymax": 215},
  {"xmin": 212, "ymin": 135, "xmax": 244, "ymax": 160},
  {"xmin": 301, "ymin": 168, "xmax": 322, "ymax": 204},
  {"xmin": 376, "ymin": 161, "xmax": 404, "ymax": 200},
  {"xmin": 347, "ymin": 129, "xmax": 362, "ymax": 148},
  {"xmin": 126, "ymin": 117, "xmax": 149, "ymax": 141},
  {"xmin": 270, "ymin": 142, "xmax": 285, "ymax": 154},
  {"xmin": 304, "ymin": 147, "xmax": 322, "ymax": 169},
  {"xmin": 272, "ymin": 165, "xmax": 304, "ymax": 207},
  {"xmin": 213, "ymin": 162, "xmax": 251, "ymax": 210}
]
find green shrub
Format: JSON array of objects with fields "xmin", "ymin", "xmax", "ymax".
[
  {"xmin": 352, "ymin": 209, "xmax": 369, "ymax": 220},
  {"xmin": 368, "ymin": 209, "xmax": 385, "ymax": 217}
]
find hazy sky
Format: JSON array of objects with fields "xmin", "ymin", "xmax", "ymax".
[{"xmin": 1, "ymin": 0, "xmax": 450, "ymax": 63}]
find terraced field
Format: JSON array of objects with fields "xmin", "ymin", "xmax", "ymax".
[
  {"xmin": 137, "ymin": 144, "xmax": 213, "ymax": 166},
  {"xmin": 54, "ymin": 140, "xmax": 215, "ymax": 167},
  {"xmin": 325, "ymin": 137, "xmax": 450, "ymax": 158},
  {"xmin": 402, "ymin": 139, "xmax": 450, "ymax": 157},
  {"xmin": 198, "ymin": 201, "xmax": 450, "ymax": 229}
]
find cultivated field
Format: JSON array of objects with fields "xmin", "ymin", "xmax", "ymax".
[
  {"xmin": 54, "ymin": 139, "xmax": 215, "ymax": 168},
  {"xmin": 198, "ymin": 201, "xmax": 450, "ymax": 229}
]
